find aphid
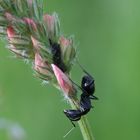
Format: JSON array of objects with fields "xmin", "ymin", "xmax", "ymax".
[
  {"xmin": 64, "ymin": 66, "xmax": 98, "ymax": 127},
  {"xmin": 49, "ymin": 39, "xmax": 66, "ymax": 72}
]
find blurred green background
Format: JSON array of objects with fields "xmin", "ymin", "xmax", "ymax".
[{"xmin": 0, "ymin": 0, "xmax": 140, "ymax": 140}]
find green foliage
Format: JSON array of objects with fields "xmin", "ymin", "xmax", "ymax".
[{"xmin": 0, "ymin": 0, "xmax": 140, "ymax": 140}]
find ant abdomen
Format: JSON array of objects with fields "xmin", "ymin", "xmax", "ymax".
[{"xmin": 64, "ymin": 109, "xmax": 81, "ymax": 121}]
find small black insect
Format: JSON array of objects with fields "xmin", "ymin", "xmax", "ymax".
[
  {"xmin": 49, "ymin": 39, "xmax": 67, "ymax": 72},
  {"xmin": 64, "ymin": 67, "xmax": 98, "ymax": 127}
]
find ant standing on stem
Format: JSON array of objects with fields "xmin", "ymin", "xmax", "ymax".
[{"xmin": 64, "ymin": 63, "xmax": 98, "ymax": 127}]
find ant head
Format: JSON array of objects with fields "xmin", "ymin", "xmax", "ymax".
[
  {"xmin": 81, "ymin": 74, "xmax": 95, "ymax": 96},
  {"xmin": 76, "ymin": 60, "xmax": 95, "ymax": 96}
]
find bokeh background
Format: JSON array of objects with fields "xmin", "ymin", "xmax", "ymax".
[{"xmin": 0, "ymin": 0, "xmax": 140, "ymax": 140}]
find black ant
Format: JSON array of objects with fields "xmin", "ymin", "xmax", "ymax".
[
  {"xmin": 49, "ymin": 39, "xmax": 67, "ymax": 72},
  {"xmin": 64, "ymin": 64, "xmax": 98, "ymax": 127}
]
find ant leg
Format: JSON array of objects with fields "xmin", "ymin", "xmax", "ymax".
[
  {"xmin": 70, "ymin": 120, "xmax": 76, "ymax": 127},
  {"xmin": 90, "ymin": 95, "xmax": 98, "ymax": 100},
  {"xmin": 64, "ymin": 110, "xmax": 76, "ymax": 127},
  {"xmin": 76, "ymin": 58, "xmax": 93, "ymax": 78}
]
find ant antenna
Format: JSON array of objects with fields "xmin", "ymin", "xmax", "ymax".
[
  {"xmin": 76, "ymin": 58, "xmax": 93, "ymax": 78},
  {"xmin": 76, "ymin": 58, "xmax": 95, "ymax": 88},
  {"xmin": 69, "ymin": 78, "xmax": 83, "ymax": 92},
  {"xmin": 63, "ymin": 126, "xmax": 75, "ymax": 138},
  {"xmin": 69, "ymin": 77, "xmax": 93, "ymax": 96}
]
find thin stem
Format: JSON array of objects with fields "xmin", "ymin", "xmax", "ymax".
[
  {"xmin": 70, "ymin": 99, "xmax": 95, "ymax": 140},
  {"xmin": 78, "ymin": 116, "xmax": 95, "ymax": 140}
]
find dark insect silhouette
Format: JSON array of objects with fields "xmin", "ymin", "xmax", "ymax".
[
  {"xmin": 49, "ymin": 39, "xmax": 67, "ymax": 72},
  {"xmin": 64, "ymin": 65, "xmax": 98, "ymax": 127}
]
